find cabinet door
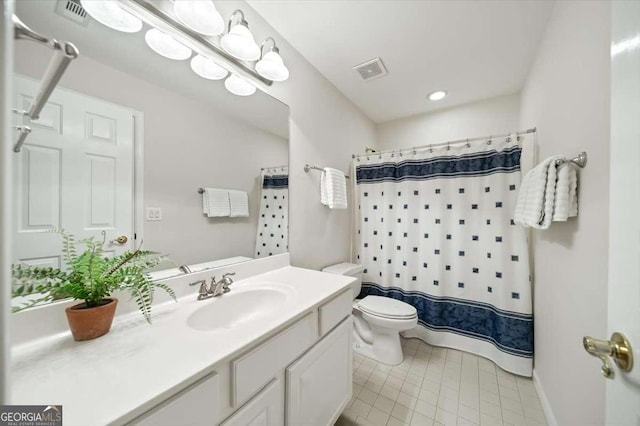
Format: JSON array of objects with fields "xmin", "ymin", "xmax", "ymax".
[
  {"xmin": 286, "ymin": 318, "xmax": 352, "ymax": 426},
  {"xmin": 131, "ymin": 372, "xmax": 219, "ymax": 426},
  {"xmin": 221, "ymin": 378, "xmax": 284, "ymax": 426}
]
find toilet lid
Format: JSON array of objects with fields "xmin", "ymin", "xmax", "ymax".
[{"xmin": 357, "ymin": 296, "xmax": 417, "ymax": 319}]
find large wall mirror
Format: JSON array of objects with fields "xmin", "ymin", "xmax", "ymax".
[{"xmin": 11, "ymin": 1, "xmax": 289, "ymax": 306}]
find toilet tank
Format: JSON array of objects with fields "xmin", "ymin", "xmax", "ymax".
[{"xmin": 322, "ymin": 263, "xmax": 363, "ymax": 299}]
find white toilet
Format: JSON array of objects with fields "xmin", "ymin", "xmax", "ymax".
[{"xmin": 322, "ymin": 263, "xmax": 418, "ymax": 365}]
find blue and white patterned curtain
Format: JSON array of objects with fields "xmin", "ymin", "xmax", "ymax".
[
  {"xmin": 255, "ymin": 167, "xmax": 289, "ymax": 258},
  {"xmin": 354, "ymin": 140, "xmax": 533, "ymax": 376}
]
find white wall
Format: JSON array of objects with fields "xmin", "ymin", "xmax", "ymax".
[
  {"xmin": 376, "ymin": 93, "xmax": 521, "ymax": 150},
  {"xmin": 240, "ymin": 1, "xmax": 377, "ymax": 270},
  {"xmin": 14, "ymin": 43, "xmax": 288, "ymax": 266},
  {"xmin": 519, "ymin": 2, "xmax": 611, "ymax": 425}
]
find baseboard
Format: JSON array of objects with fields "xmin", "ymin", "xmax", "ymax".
[{"xmin": 532, "ymin": 369, "xmax": 558, "ymax": 426}]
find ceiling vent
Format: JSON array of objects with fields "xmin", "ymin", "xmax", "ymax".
[
  {"xmin": 55, "ymin": 0, "xmax": 89, "ymax": 26},
  {"xmin": 353, "ymin": 58, "xmax": 388, "ymax": 82}
]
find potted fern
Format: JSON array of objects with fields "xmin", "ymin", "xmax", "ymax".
[{"xmin": 12, "ymin": 229, "xmax": 176, "ymax": 341}]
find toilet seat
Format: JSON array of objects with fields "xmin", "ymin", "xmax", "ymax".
[{"xmin": 355, "ymin": 296, "xmax": 417, "ymax": 320}]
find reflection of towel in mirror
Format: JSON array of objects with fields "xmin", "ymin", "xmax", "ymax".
[
  {"xmin": 229, "ymin": 190, "xmax": 249, "ymax": 217},
  {"xmin": 321, "ymin": 167, "xmax": 348, "ymax": 209},
  {"xmin": 202, "ymin": 188, "xmax": 230, "ymax": 217}
]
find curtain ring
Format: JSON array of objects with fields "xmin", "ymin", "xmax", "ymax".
[
  {"xmin": 466, "ymin": 138, "xmax": 471, "ymax": 148},
  {"xmin": 413, "ymin": 147, "xmax": 417, "ymax": 155},
  {"xmin": 391, "ymin": 151, "xmax": 395, "ymax": 157},
  {"xmin": 487, "ymin": 137, "xmax": 492, "ymax": 145},
  {"xmin": 446, "ymin": 142, "xmax": 451, "ymax": 151},
  {"xmin": 429, "ymin": 145, "xmax": 433, "ymax": 153},
  {"xmin": 517, "ymin": 135, "xmax": 521, "ymax": 142},
  {"xmin": 399, "ymin": 151, "xmax": 403, "ymax": 157}
]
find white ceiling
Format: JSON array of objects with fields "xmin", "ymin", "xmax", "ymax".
[{"xmin": 249, "ymin": 0, "xmax": 554, "ymax": 123}]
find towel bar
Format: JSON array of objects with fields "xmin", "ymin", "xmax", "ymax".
[
  {"xmin": 304, "ymin": 164, "xmax": 350, "ymax": 179},
  {"xmin": 556, "ymin": 152, "xmax": 587, "ymax": 168}
]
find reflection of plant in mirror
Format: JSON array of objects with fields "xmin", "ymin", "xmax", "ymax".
[{"xmin": 11, "ymin": 229, "xmax": 176, "ymax": 323}]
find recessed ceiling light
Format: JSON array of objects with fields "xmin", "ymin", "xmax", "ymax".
[{"xmin": 428, "ymin": 90, "xmax": 447, "ymax": 101}]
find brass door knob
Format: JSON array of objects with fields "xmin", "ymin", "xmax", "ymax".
[
  {"xmin": 583, "ymin": 332, "xmax": 633, "ymax": 378},
  {"xmin": 111, "ymin": 235, "xmax": 128, "ymax": 245}
]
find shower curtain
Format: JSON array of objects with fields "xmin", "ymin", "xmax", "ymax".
[
  {"xmin": 353, "ymin": 140, "xmax": 533, "ymax": 376},
  {"xmin": 255, "ymin": 167, "xmax": 289, "ymax": 258}
]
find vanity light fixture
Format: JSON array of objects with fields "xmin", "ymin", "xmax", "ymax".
[
  {"xmin": 221, "ymin": 10, "xmax": 260, "ymax": 61},
  {"xmin": 428, "ymin": 90, "xmax": 448, "ymax": 101},
  {"xmin": 256, "ymin": 37, "xmax": 289, "ymax": 82},
  {"xmin": 80, "ymin": 0, "xmax": 143, "ymax": 33},
  {"xmin": 225, "ymin": 74, "xmax": 257, "ymax": 96},
  {"xmin": 83, "ymin": 1, "xmax": 288, "ymax": 97},
  {"xmin": 191, "ymin": 55, "xmax": 228, "ymax": 80},
  {"xmin": 173, "ymin": 0, "xmax": 224, "ymax": 36},
  {"xmin": 144, "ymin": 28, "xmax": 192, "ymax": 60}
]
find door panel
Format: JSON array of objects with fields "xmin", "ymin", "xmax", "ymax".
[
  {"xmin": 607, "ymin": 1, "xmax": 640, "ymax": 423},
  {"xmin": 11, "ymin": 75, "xmax": 135, "ymax": 285}
]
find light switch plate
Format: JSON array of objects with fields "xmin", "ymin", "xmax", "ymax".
[{"xmin": 146, "ymin": 207, "xmax": 162, "ymax": 221}]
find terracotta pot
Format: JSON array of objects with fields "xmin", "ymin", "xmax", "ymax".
[{"xmin": 65, "ymin": 298, "xmax": 118, "ymax": 341}]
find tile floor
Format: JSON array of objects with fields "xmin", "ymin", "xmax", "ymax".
[{"xmin": 336, "ymin": 338, "xmax": 546, "ymax": 426}]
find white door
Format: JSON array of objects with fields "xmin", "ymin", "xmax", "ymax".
[
  {"xmin": 11, "ymin": 75, "xmax": 135, "ymax": 274},
  {"xmin": 605, "ymin": 1, "xmax": 640, "ymax": 424}
]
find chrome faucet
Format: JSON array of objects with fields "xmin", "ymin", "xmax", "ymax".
[
  {"xmin": 189, "ymin": 272, "xmax": 236, "ymax": 300},
  {"xmin": 189, "ymin": 279, "xmax": 211, "ymax": 300},
  {"xmin": 210, "ymin": 272, "xmax": 236, "ymax": 297}
]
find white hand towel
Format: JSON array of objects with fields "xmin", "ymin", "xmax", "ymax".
[
  {"xmin": 552, "ymin": 163, "xmax": 578, "ymax": 221},
  {"xmin": 228, "ymin": 190, "xmax": 249, "ymax": 217},
  {"xmin": 514, "ymin": 155, "xmax": 563, "ymax": 229},
  {"xmin": 203, "ymin": 188, "xmax": 230, "ymax": 217},
  {"xmin": 320, "ymin": 167, "xmax": 348, "ymax": 209}
]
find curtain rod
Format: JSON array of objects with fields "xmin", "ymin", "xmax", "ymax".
[
  {"xmin": 352, "ymin": 127, "xmax": 537, "ymax": 159},
  {"xmin": 261, "ymin": 165, "xmax": 288, "ymax": 171}
]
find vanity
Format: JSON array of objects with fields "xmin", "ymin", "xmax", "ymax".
[{"xmin": 10, "ymin": 255, "xmax": 354, "ymax": 426}]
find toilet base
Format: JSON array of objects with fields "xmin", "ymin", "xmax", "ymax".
[{"xmin": 352, "ymin": 327, "xmax": 404, "ymax": 366}]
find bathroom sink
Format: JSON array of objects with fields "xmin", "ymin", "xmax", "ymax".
[{"xmin": 186, "ymin": 284, "xmax": 292, "ymax": 332}]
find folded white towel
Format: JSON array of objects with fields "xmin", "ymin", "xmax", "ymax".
[
  {"xmin": 228, "ymin": 190, "xmax": 249, "ymax": 217},
  {"xmin": 514, "ymin": 156, "xmax": 562, "ymax": 229},
  {"xmin": 514, "ymin": 156, "xmax": 578, "ymax": 229},
  {"xmin": 203, "ymin": 188, "xmax": 230, "ymax": 217},
  {"xmin": 321, "ymin": 167, "xmax": 347, "ymax": 209},
  {"xmin": 552, "ymin": 163, "xmax": 578, "ymax": 221}
]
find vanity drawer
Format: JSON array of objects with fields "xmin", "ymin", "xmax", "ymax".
[
  {"xmin": 318, "ymin": 288, "xmax": 352, "ymax": 336},
  {"xmin": 231, "ymin": 312, "xmax": 317, "ymax": 408},
  {"xmin": 130, "ymin": 372, "xmax": 219, "ymax": 426}
]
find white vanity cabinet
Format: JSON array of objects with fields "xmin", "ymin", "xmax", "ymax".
[
  {"xmin": 128, "ymin": 288, "xmax": 353, "ymax": 426},
  {"xmin": 286, "ymin": 317, "xmax": 352, "ymax": 426}
]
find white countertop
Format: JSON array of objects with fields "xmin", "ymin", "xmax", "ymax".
[{"xmin": 10, "ymin": 264, "xmax": 354, "ymax": 426}]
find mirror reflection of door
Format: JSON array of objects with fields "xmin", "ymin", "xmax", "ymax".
[{"xmin": 12, "ymin": 75, "xmax": 135, "ymax": 283}]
